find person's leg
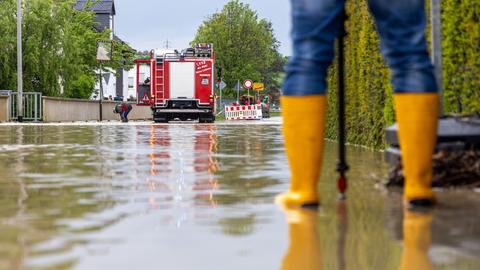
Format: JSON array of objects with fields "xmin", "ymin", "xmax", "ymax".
[
  {"xmin": 368, "ymin": 0, "xmax": 439, "ymax": 206},
  {"xmin": 124, "ymin": 107, "xmax": 132, "ymax": 122},
  {"xmin": 277, "ymin": 0, "xmax": 346, "ymax": 207}
]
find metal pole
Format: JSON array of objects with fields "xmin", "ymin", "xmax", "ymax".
[
  {"xmin": 237, "ymin": 80, "xmax": 240, "ymax": 103},
  {"xmin": 99, "ymin": 64, "xmax": 103, "ymax": 121},
  {"xmin": 219, "ymin": 83, "xmax": 222, "ymax": 109},
  {"xmin": 431, "ymin": 0, "xmax": 444, "ymax": 115},
  {"xmin": 34, "ymin": 93, "xmax": 38, "ymax": 121},
  {"xmin": 17, "ymin": 0, "xmax": 23, "ymax": 122},
  {"xmin": 337, "ymin": 9, "xmax": 349, "ymax": 200}
]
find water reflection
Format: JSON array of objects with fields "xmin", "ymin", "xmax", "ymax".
[
  {"xmin": 337, "ymin": 201, "xmax": 347, "ymax": 270},
  {"xmin": 143, "ymin": 124, "xmax": 220, "ymax": 209},
  {"xmin": 388, "ymin": 190, "xmax": 480, "ymax": 270},
  {"xmin": 0, "ymin": 122, "xmax": 478, "ymax": 270},
  {"xmin": 0, "ymin": 125, "xmax": 115, "ymax": 269},
  {"xmin": 280, "ymin": 208, "xmax": 322, "ymax": 270},
  {"xmin": 399, "ymin": 209, "xmax": 433, "ymax": 270}
]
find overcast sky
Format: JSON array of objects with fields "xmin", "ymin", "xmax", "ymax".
[{"xmin": 114, "ymin": 0, "xmax": 292, "ymax": 55}]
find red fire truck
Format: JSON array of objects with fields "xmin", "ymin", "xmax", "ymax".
[{"xmin": 135, "ymin": 44, "xmax": 216, "ymax": 123}]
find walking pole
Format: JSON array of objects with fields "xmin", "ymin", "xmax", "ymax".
[{"xmin": 336, "ymin": 9, "xmax": 349, "ymax": 201}]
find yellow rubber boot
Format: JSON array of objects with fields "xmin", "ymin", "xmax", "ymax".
[
  {"xmin": 281, "ymin": 208, "xmax": 322, "ymax": 270},
  {"xmin": 276, "ymin": 95, "xmax": 327, "ymax": 207},
  {"xmin": 399, "ymin": 210, "xmax": 433, "ymax": 270},
  {"xmin": 394, "ymin": 93, "xmax": 439, "ymax": 204}
]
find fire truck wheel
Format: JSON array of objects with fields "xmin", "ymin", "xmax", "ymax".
[
  {"xmin": 154, "ymin": 116, "xmax": 169, "ymax": 123},
  {"xmin": 207, "ymin": 116, "xmax": 216, "ymax": 123},
  {"xmin": 199, "ymin": 115, "xmax": 215, "ymax": 123},
  {"xmin": 154, "ymin": 112, "xmax": 170, "ymax": 123}
]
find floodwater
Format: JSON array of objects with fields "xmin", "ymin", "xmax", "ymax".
[{"xmin": 0, "ymin": 118, "xmax": 478, "ymax": 270}]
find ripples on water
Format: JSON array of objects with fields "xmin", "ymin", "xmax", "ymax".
[{"xmin": 0, "ymin": 121, "xmax": 478, "ymax": 270}]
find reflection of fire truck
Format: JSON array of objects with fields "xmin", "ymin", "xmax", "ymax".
[
  {"xmin": 135, "ymin": 44, "xmax": 216, "ymax": 123},
  {"xmin": 146, "ymin": 124, "xmax": 219, "ymax": 210}
]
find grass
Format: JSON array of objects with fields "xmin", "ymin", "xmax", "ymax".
[{"xmin": 270, "ymin": 111, "xmax": 281, "ymax": 117}]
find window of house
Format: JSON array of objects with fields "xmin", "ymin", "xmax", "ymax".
[{"xmin": 128, "ymin": 77, "xmax": 134, "ymax": 88}]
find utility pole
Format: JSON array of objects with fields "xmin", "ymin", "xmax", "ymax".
[
  {"xmin": 164, "ymin": 40, "xmax": 171, "ymax": 49},
  {"xmin": 237, "ymin": 80, "xmax": 240, "ymax": 103},
  {"xmin": 431, "ymin": 0, "xmax": 444, "ymax": 115},
  {"xmin": 99, "ymin": 64, "xmax": 103, "ymax": 121},
  {"xmin": 17, "ymin": 0, "xmax": 23, "ymax": 122}
]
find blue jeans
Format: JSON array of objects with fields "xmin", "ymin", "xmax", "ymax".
[
  {"xmin": 284, "ymin": 0, "xmax": 438, "ymax": 95},
  {"xmin": 121, "ymin": 107, "xmax": 132, "ymax": 121}
]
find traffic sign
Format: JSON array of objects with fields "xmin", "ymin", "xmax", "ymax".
[
  {"xmin": 141, "ymin": 92, "xmax": 150, "ymax": 103},
  {"xmin": 243, "ymin": 79, "xmax": 253, "ymax": 89},
  {"xmin": 253, "ymin": 83, "xmax": 264, "ymax": 91},
  {"xmin": 219, "ymin": 80, "xmax": 227, "ymax": 90}
]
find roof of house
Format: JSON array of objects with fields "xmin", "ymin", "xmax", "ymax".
[
  {"xmin": 74, "ymin": 0, "xmax": 116, "ymax": 15},
  {"xmin": 114, "ymin": 34, "xmax": 136, "ymax": 52},
  {"xmin": 113, "ymin": 34, "xmax": 125, "ymax": 44}
]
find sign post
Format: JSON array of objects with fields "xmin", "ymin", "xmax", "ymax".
[
  {"xmin": 96, "ymin": 40, "xmax": 113, "ymax": 121},
  {"xmin": 243, "ymin": 79, "xmax": 253, "ymax": 101},
  {"xmin": 17, "ymin": 0, "xmax": 23, "ymax": 122},
  {"xmin": 218, "ymin": 80, "xmax": 226, "ymax": 108},
  {"xmin": 253, "ymin": 82, "xmax": 264, "ymax": 101},
  {"xmin": 234, "ymin": 80, "xmax": 243, "ymax": 103}
]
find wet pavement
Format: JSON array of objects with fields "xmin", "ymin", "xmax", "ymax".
[{"xmin": 0, "ymin": 118, "xmax": 479, "ymax": 270}]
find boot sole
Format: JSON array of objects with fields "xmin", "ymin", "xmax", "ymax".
[{"xmin": 407, "ymin": 198, "xmax": 435, "ymax": 211}]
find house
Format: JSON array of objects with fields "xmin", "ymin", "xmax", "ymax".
[
  {"xmin": 74, "ymin": 0, "xmax": 116, "ymax": 38},
  {"xmin": 74, "ymin": 0, "xmax": 131, "ymax": 101}
]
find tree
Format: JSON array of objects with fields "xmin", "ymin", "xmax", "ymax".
[
  {"xmin": 0, "ymin": 0, "xmax": 18, "ymax": 90},
  {"xmin": 0, "ymin": 0, "xmax": 134, "ymax": 99},
  {"xmin": 191, "ymin": 0, "xmax": 285, "ymax": 97}
]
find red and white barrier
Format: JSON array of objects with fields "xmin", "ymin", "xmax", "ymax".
[{"xmin": 225, "ymin": 105, "xmax": 263, "ymax": 120}]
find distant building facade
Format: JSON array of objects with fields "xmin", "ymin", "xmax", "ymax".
[{"xmin": 75, "ymin": 0, "xmax": 130, "ymax": 101}]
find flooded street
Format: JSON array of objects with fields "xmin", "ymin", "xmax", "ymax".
[{"xmin": 0, "ymin": 118, "xmax": 478, "ymax": 270}]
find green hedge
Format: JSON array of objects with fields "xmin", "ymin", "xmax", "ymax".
[
  {"xmin": 325, "ymin": 0, "xmax": 480, "ymax": 149},
  {"xmin": 443, "ymin": 0, "xmax": 480, "ymax": 113}
]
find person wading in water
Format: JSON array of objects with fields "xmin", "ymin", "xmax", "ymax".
[{"xmin": 277, "ymin": 0, "xmax": 439, "ymax": 209}]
